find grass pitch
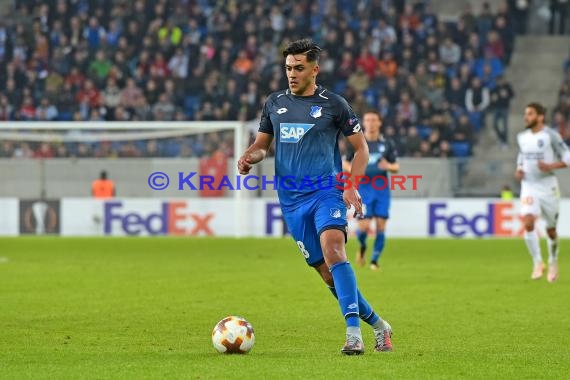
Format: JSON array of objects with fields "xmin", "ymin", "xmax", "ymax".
[{"xmin": 0, "ymin": 237, "xmax": 569, "ymax": 379}]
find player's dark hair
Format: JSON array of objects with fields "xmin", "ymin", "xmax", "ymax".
[
  {"xmin": 526, "ymin": 102, "xmax": 546, "ymax": 116},
  {"xmin": 282, "ymin": 39, "xmax": 322, "ymax": 63},
  {"xmin": 100, "ymin": 170, "xmax": 107, "ymax": 180},
  {"xmin": 363, "ymin": 109, "xmax": 382, "ymax": 121}
]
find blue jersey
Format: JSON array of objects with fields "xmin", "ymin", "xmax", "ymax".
[
  {"xmin": 258, "ymin": 85, "xmax": 361, "ymax": 210},
  {"xmin": 364, "ymin": 137, "xmax": 398, "ymax": 179},
  {"xmin": 345, "ymin": 136, "xmax": 398, "ymax": 193}
]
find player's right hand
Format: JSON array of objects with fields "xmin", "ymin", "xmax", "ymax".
[
  {"xmin": 343, "ymin": 188, "xmax": 363, "ymax": 218},
  {"xmin": 515, "ymin": 169, "xmax": 524, "ymax": 182},
  {"xmin": 237, "ymin": 154, "xmax": 253, "ymax": 175}
]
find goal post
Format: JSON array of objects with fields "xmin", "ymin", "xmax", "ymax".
[{"xmin": 0, "ymin": 121, "xmax": 253, "ymax": 237}]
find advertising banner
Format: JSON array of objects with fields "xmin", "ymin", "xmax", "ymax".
[
  {"xmin": 1, "ymin": 197, "xmax": 569, "ymax": 238},
  {"xmin": 0, "ymin": 199, "xmax": 19, "ymax": 236}
]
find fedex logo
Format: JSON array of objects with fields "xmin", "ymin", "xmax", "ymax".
[
  {"xmin": 104, "ymin": 201, "xmax": 213, "ymax": 236},
  {"xmin": 428, "ymin": 202, "xmax": 525, "ymax": 237},
  {"xmin": 280, "ymin": 123, "xmax": 314, "ymax": 143}
]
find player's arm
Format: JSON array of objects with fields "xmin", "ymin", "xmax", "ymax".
[
  {"xmin": 344, "ymin": 132, "xmax": 369, "ymax": 216},
  {"xmin": 336, "ymin": 98, "xmax": 368, "ymax": 216},
  {"xmin": 238, "ymin": 98, "xmax": 274, "ymax": 175},
  {"xmin": 379, "ymin": 140, "xmax": 400, "ymax": 173},
  {"xmin": 345, "ymin": 133, "xmax": 369, "ymax": 180},
  {"xmin": 341, "ymin": 143, "xmax": 354, "ymax": 172},
  {"xmin": 238, "ymin": 132, "xmax": 273, "ymax": 175},
  {"xmin": 380, "ymin": 160, "xmax": 399, "ymax": 173},
  {"xmin": 538, "ymin": 129, "xmax": 570, "ymax": 172},
  {"xmin": 515, "ymin": 151, "xmax": 524, "ymax": 181}
]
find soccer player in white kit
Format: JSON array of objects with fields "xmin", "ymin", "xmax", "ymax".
[{"xmin": 515, "ymin": 103, "xmax": 570, "ymax": 282}]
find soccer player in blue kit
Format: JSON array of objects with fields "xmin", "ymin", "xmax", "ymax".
[
  {"xmin": 238, "ymin": 39, "xmax": 392, "ymax": 355},
  {"xmin": 343, "ymin": 111, "xmax": 399, "ymax": 270}
]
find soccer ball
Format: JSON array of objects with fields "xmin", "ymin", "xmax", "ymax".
[{"xmin": 211, "ymin": 316, "xmax": 255, "ymax": 354}]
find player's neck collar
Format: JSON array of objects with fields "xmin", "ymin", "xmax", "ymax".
[
  {"xmin": 365, "ymin": 133, "xmax": 382, "ymax": 141},
  {"xmin": 287, "ymin": 84, "xmax": 321, "ymax": 97}
]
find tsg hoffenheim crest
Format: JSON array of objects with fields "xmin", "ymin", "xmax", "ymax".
[{"xmin": 309, "ymin": 106, "xmax": 322, "ymax": 118}]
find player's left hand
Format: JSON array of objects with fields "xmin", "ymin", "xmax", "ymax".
[
  {"xmin": 237, "ymin": 154, "xmax": 254, "ymax": 175},
  {"xmin": 343, "ymin": 188, "xmax": 363, "ymax": 218},
  {"xmin": 538, "ymin": 161, "xmax": 551, "ymax": 172},
  {"xmin": 378, "ymin": 158, "xmax": 390, "ymax": 170}
]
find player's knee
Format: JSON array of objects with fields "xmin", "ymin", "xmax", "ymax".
[
  {"xmin": 547, "ymin": 228, "xmax": 557, "ymax": 240},
  {"xmin": 523, "ymin": 216, "xmax": 535, "ymax": 231},
  {"xmin": 320, "ymin": 230, "xmax": 347, "ymax": 265}
]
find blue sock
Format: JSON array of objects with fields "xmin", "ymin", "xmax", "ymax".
[
  {"xmin": 371, "ymin": 231, "xmax": 385, "ymax": 264},
  {"xmin": 356, "ymin": 229, "xmax": 367, "ymax": 250},
  {"xmin": 329, "ymin": 262, "xmax": 360, "ymax": 327},
  {"xmin": 328, "ymin": 286, "xmax": 380, "ymax": 326}
]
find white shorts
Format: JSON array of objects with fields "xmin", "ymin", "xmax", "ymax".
[{"xmin": 519, "ymin": 178, "xmax": 560, "ymax": 228}]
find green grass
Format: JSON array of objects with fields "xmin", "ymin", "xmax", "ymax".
[{"xmin": 0, "ymin": 237, "xmax": 569, "ymax": 379}]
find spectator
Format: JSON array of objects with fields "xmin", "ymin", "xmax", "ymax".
[
  {"xmin": 424, "ymin": 79, "xmax": 445, "ymax": 111},
  {"xmin": 120, "ymin": 78, "xmax": 143, "ymax": 110},
  {"xmin": 168, "ymin": 48, "xmax": 189, "ymax": 79},
  {"xmin": 549, "ymin": 0, "xmax": 569, "ymax": 35},
  {"xmin": 102, "ymin": 78, "xmax": 122, "ymax": 116},
  {"xmin": 484, "ymin": 30, "xmax": 505, "ymax": 63},
  {"xmin": 19, "ymin": 96, "xmax": 36, "ymax": 120},
  {"xmin": 439, "ymin": 37, "xmax": 461, "ymax": 66},
  {"xmin": 490, "ymin": 75, "xmax": 515, "ymax": 148},
  {"xmin": 446, "ymin": 77, "xmax": 467, "ymax": 111},
  {"xmin": 347, "ymin": 67, "xmax": 370, "ymax": 93},
  {"xmin": 88, "ymin": 50, "xmax": 112, "ymax": 86},
  {"xmin": 76, "ymin": 79, "xmax": 101, "ymax": 111},
  {"xmin": 34, "ymin": 142, "xmax": 54, "ymax": 159},
  {"xmin": 406, "ymin": 126, "xmax": 423, "ymax": 156},
  {"xmin": 152, "ymin": 93, "xmax": 176, "ymax": 121},
  {"xmin": 396, "ymin": 92, "xmax": 418, "ymax": 126},
  {"xmin": 0, "ymin": 0, "xmax": 519, "ymax": 159},
  {"xmin": 435, "ymin": 140, "xmax": 454, "ymax": 158},
  {"xmin": 476, "ymin": 2, "xmax": 494, "ymax": 44},
  {"xmin": 35, "ymin": 98, "xmax": 58, "ymax": 121},
  {"xmin": 83, "ymin": 17, "xmax": 106, "ymax": 52},
  {"xmin": 378, "ymin": 50, "xmax": 398, "ymax": 79},
  {"xmin": 356, "ymin": 47, "xmax": 378, "ymax": 79},
  {"xmin": 92, "ymin": 170, "xmax": 115, "ymax": 199},
  {"xmin": 553, "ymin": 111, "xmax": 570, "ymax": 144},
  {"xmin": 465, "ymin": 76, "xmax": 490, "ymax": 131},
  {"xmin": 454, "ymin": 114, "xmax": 475, "ymax": 144},
  {"xmin": 0, "ymin": 95, "xmax": 13, "ymax": 121}
]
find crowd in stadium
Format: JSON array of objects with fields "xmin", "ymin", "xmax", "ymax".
[{"xmin": 0, "ymin": 0, "xmax": 523, "ymax": 158}]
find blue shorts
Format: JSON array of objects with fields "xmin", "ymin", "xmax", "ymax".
[
  {"xmin": 359, "ymin": 187, "xmax": 390, "ymax": 219},
  {"xmin": 282, "ymin": 191, "xmax": 348, "ymax": 267}
]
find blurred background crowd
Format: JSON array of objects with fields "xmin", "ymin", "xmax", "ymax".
[{"xmin": 0, "ymin": 0, "xmax": 566, "ymax": 159}]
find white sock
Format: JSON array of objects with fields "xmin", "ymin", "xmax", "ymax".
[
  {"xmin": 371, "ymin": 318, "xmax": 385, "ymax": 332},
  {"xmin": 547, "ymin": 236, "xmax": 559, "ymax": 264},
  {"xmin": 346, "ymin": 326, "xmax": 362, "ymax": 338},
  {"xmin": 524, "ymin": 230, "xmax": 543, "ymax": 265}
]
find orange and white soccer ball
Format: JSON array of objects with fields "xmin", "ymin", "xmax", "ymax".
[{"xmin": 211, "ymin": 316, "xmax": 255, "ymax": 354}]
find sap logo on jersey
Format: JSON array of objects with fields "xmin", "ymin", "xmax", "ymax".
[
  {"xmin": 104, "ymin": 201, "xmax": 213, "ymax": 236},
  {"xmin": 428, "ymin": 202, "xmax": 520, "ymax": 237},
  {"xmin": 280, "ymin": 123, "xmax": 315, "ymax": 143}
]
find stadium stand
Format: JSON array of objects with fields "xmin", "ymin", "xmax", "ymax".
[{"xmin": 0, "ymin": 0, "xmax": 520, "ymax": 159}]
